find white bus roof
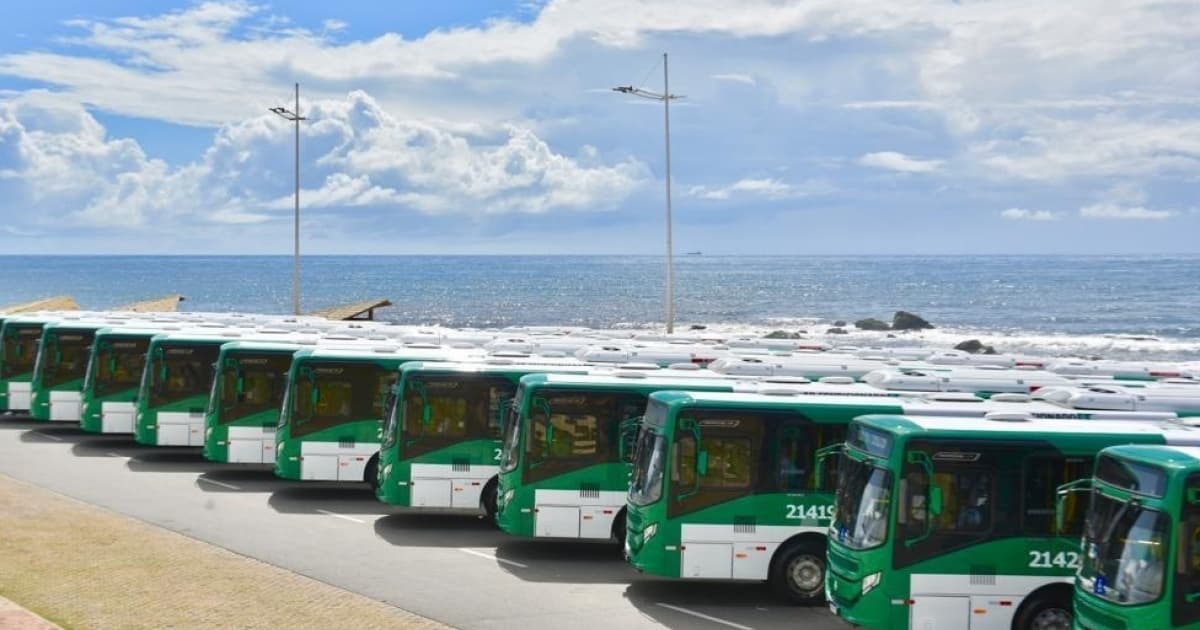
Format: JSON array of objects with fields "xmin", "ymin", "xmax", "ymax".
[
  {"xmin": 1033, "ymin": 384, "xmax": 1200, "ymax": 413},
  {"xmin": 874, "ymin": 414, "xmax": 1200, "ymax": 442},
  {"xmin": 863, "ymin": 366, "xmax": 1076, "ymax": 392},
  {"xmin": 659, "ymin": 389, "xmax": 1180, "ymax": 422}
]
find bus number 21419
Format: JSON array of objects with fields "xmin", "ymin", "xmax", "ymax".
[{"xmin": 786, "ymin": 505, "xmax": 835, "ymax": 520}]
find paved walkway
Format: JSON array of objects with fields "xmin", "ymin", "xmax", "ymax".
[
  {"xmin": 0, "ymin": 474, "xmax": 447, "ymax": 630},
  {"xmin": 0, "ymin": 597, "xmax": 61, "ymax": 630}
]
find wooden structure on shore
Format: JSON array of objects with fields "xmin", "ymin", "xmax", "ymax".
[
  {"xmin": 115, "ymin": 294, "xmax": 185, "ymax": 313},
  {"xmin": 311, "ymin": 299, "xmax": 393, "ymax": 321},
  {"xmin": 0, "ymin": 295, "xmax": 80, "ymax": 313}
]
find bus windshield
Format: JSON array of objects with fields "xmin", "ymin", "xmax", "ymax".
[
  {"xmin": 2, "ymin": 325, "xmax": 41, "ymax": 379},
  {"xmin": 833, "ymin": 455, "xmax": 892, "ymax": 550},
  {"xmin": 523, "ymin": 391, "xmax": 645, "ymax": 484},
  {"xmin": 88, "ymin": 339, "xmax": 150, "ymax": 398},
  {"xmin": 399, "ymin": 374, "xmax": 514, "ymax": 459},
  {"xmin": 147, "ymin": 344, "xmax": 221, "ymax": 408},
  {"xmin": 214, "ymin": 352, "xmax": 292, "ymax": 425},
  {"xmin": 629, "ymin": 427, "xmax": 666, "ymax": 506},
  {"xmin": 41, "ymin": 331, "xmax": 93, "ymax": 388},
  {"xmin": 291, "ymin": 362, "xmax": 396, "ymax": 438},
  {"xmin": 1080, "ymin": 492, "xmax": 1168, "ymax": 605}
]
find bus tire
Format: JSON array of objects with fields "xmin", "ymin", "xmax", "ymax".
[
  {"xmin": 481, "ymin": 478, "xmax": 498, "ymax": 524},
  {"xmin": 769, "ymin": 540, "xmax": 826, "ymax": 605},
  {"xmin": 611, "ymin": 508, "xmax": 627, "ymax": 546},
  {"xmin": 1013, "ymin": 588, "xmax": 1072, "ymax": 630},
  {"xmin": 364, "ymin": 454, "xmax": 379, "ymax": 490}
]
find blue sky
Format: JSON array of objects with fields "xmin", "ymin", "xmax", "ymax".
[{"xmin": 0, "ymin": 0, "xmax": 1197, "ymax": 254}]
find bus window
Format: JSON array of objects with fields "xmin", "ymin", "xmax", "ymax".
[
  {"xmin": 218, "ymin": 354, "xmax": 292, "ymax": 424},
  {"xmin": 778, "ymin": 424, "xmax": 845, "ymax": 492},
  {"xmin": 897, "ymin": 443, "xmax": 1006, "ymax": 567},
  {"xmin": 400, "ymin": 375, "xmax": 517, "ymax": 458},
  {"xmin": 668, "ymin": 410, "xmax": 765, "ymax": 519},
  {"xmin": 1023, "ymin": 456, "xmax": 1091, "ymax": 536}
]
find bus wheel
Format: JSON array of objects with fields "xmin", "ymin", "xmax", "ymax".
[
  {"xmin": 611, "ymin": 510, "xmax": 627, "ymax": 546},
  {"xmin": 363, "ymin": 455, "xmax": 379, "ymax": 491},
  {"xmin": 481, "ymin": 479, "xmax": 498, "ymax": 524},
  {"xmin": 1014, "ymin": 592, "xmax": 1072, "ymax": 630},
  {"xmin": 770, "ymin": 541, "xmax": 826, "ymax": 605}
]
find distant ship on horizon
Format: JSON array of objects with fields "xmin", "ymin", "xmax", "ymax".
[{"xmin": 685, "ymin": 251, "xmax": 702, "ymax": 256}]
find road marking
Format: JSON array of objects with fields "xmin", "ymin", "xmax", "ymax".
[
  {"xmin": 458, "ymin": 548, "xmax": 528, "ymax": 569},
  {"xmin": 197, "ymin": 477, "xmax": 241, "ymax": 491},
  {"xmin": 34, "ymin": 431, "xmax": 63, "ymax": 441},
  {"xmin": 316, "ymin": 509, "xmax": 366, "ymax": 524},
  {"xmin": 655, "ymin": 604, "xmax": 754, "ymax": 630}
]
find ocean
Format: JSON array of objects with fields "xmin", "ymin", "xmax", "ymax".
[{"xmin": 1, "ymin": 255, "xmax": 1197, "ymax": 361}]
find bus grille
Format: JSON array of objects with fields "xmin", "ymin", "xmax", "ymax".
[
  {"xmin": 826, "ymin": 550, "xmax": 859, "ymax": 575},
  {"xmin": 452, "ymin": 458, "xmax": 470, "ymax": 472},
  {"xmin": 969, "ymin": 566, "xmax": 996, "ymax": 586},
  {"xmin": 733, "ymin": 517, "xmax": 756, "ymax": 533},
  {"xmin": 338, "ymin": 438, "xmax": 356, "ymax": 448},
  {"xmin": 579, "ymin": 483, "xmax": 600, "ymax": 499}
]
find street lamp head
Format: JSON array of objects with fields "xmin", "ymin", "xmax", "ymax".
[{"xmin": 613, "ymin": 85, "xmax": 635, "ymax": 94}]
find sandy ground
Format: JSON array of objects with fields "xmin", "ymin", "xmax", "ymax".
[{"xmin": 0, "ymin": 474, "xmax": 448, "ymax": 630}]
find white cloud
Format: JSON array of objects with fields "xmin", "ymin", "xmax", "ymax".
[
  {"xmin": 0, "ymin": 89, "xmax": 648, "ymax": 233},
  {"xmin": 1001, "ymin": 207, "xmax": 1058, "ymax": 221},
  {"xmin": 711, "ymin": 73, "xmax": 756, "ymax": 86},
  {"xmin": 687, "ymin": 177, "xmax": 833, "ymax": 201},
  {"xmin": 1079, "ymin": 204, "xmax": 1175, "ymax": 220},
  {"xmin": 858, "ymin": 151, "xmax": 943, "ymax": 173}
]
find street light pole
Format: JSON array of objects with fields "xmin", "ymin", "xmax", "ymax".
[
  {"xmin": 614, "ymin": 53, "xmax": 682, "ymax": 334},
  {"xmin": 269, "ymin": 83, "xmax": 306, "ymax": 315}
]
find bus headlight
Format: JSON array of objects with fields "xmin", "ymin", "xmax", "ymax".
[
  {"xmin": 861, "ymin": 572, "xmax": 881, "ymax": 595},
  {"xmin": 503, "ymin": 489, "xmax": 514, "ymax": 505},
  {"xmin": 642, "ymin": 523, "xmax": 658, "ymax": 543}
]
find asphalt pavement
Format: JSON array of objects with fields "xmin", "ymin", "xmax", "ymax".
[{"xmin": 0, "ymin": 415, "xmax": 845, "ymax": 630}]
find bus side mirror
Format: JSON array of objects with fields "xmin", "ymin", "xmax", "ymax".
[
  {"xmin": 929, "ymin": 486, "xmax": 943, "ymax": 516},
  {"xmin": 236, "ymin": 376, "xmax": 245, "ymax": 395},
  {"xmin": 697, "ymin": 450, "xmax": 709, "ymax": 477},
  {"xmin": 1188, "ymin": 488, "xmax": 1200, "ymax": 505},
  {"xmin": 310, "ymin": 386, "xmax": 320, "ymax": 407},
  {"xmin": 422, "ymin": 403, "xmax": 432, "ymax": 426}
]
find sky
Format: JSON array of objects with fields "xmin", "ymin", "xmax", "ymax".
[{"xmin": 0, "ymin": 0, "xmax": 1198, "ymax": 255}]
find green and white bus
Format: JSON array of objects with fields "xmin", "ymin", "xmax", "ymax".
[
  {"xmin": 274, "ymin": 345, "xmax": 482, "ymax": 484},
  {"xmin": 1, "ymin": 314, "xmax": 65, "ymax": 413},
  {"xmin": 374, "ymin": 359, "xmax": 594, "ymax": 517},
  {"xmin": 202, "ymin": 340, "xmax": 309, "ymax": 465},
  {"xmin": 824, "ymin": 414, "xmax": 1200, "ymax": 630},
  {"xmin": 495, "ymin": 372, "xmax": 752, "ymax": 542},
  {"xmin": 1070, "ymin": 444, "xmax": 1200, "ymax": 630},
  {"xmin": 29, "ymin": 318, "xmax": 141, "ymax": 422},
  {"xmin": 202, "ymin": 336, "xmax": 403, "ymax": 464},
  {"xmin": 135, "ymin": 329, "xmax": 261, "ymax": 446},
  {"xmin": 622, "ymin": 390, "xmax": 1182, "ymax": 604},
  {"xmin": 80, "ymin": 325, "xmax": 188, "ymax": 433}
]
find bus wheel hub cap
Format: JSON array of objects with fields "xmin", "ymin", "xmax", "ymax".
[
  {"xmin": 1031, "ymin": 608, "xmax": 1070, "ymax": 630},
  {"xmin": 789, "ymin": 556, "xmax": 822, "ymax": 592}
]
